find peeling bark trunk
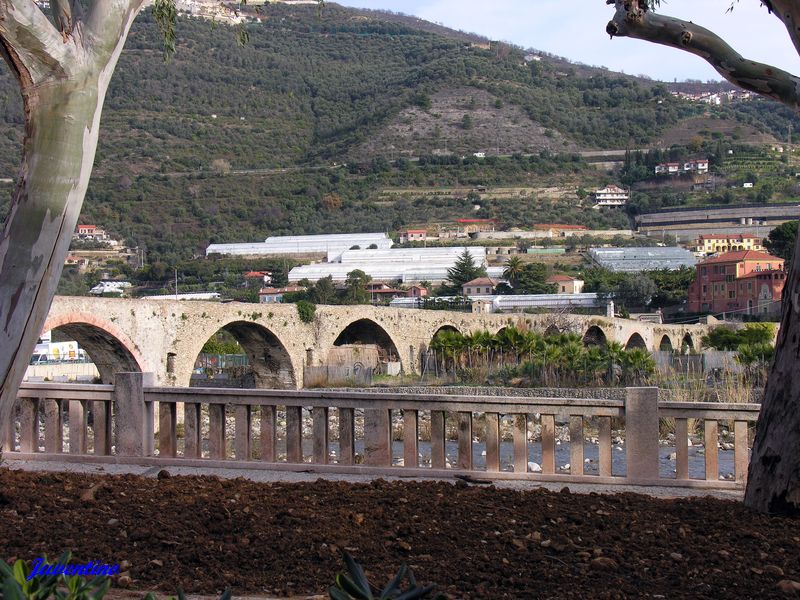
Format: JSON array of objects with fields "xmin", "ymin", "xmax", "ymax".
[
  {"xmin": 0, "ymin": 79, "xmax": 103, "ymax": 429},
  {"xmin": 744, "ymin": 224, "xmax": 800, "ymax": 515}
]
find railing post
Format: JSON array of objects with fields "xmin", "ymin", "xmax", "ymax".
[
  {"xmin": 403, "ymin": 409, "xmax": 419, "ymax": 468},
  {"xmin": 18, "ymin": 398, "xmax": 39, "ymax": 453},
  {"xmin": 68, "ymin": 400, "xmax": 88, "ymax": 454},
  {"xmin": 2, "ymin": 411, "xmax": 13, "ymax": 453},
  {"xmin": 364, "ymin": 408, "xmax": 391, "ymax": 467},
  {"xmin": 44, "ymin": 399, "xmax": 63, "ymax": 454},
  {"xmin": 159, "ymin": 401, "xmax": 178, "ymax": 458},
  {"xmin": 114, "ymin": 372, "xmax": 148, "ymax": 457},
  {"xmin": 93, "ymin": 401, "xmax": 112, "ymax": 455},
  {"xmin": 625, "ymin": 387, "xmax": 659, "ymax": 481}
]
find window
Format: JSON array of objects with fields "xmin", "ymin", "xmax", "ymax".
[
  {"xmin": 701, "ymin": 267, "xmax": 707, "ymax": 275},
  {"xmin": 702, "ymin": 285, "xmax": 707, "ymax": 293},
  {"xmin": 728, "ymin": 291, "xmax": 735, "ymax": 299},
  {"xmin": 725, "ymin": 275, "xmax": 734, "ymax": 283},
  {"xmin": 485, "ymin": 287, "xmax": 490, "ymax": 293}
]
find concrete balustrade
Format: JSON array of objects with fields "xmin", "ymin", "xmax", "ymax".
[{"xmin": 6, "ymin": 377, "xmax": 760, "ymax": 489}]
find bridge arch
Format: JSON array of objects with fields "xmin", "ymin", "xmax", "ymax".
[
  {"xmin": 543, "ymin": 324, "xmax": 561, "ymax": 338},
  {"xmin": 583, "ymin": 325, "xmax": 608, "ymax": 347},
  {"xmin": 331, "ymin": 318, "xmax": 402, "ymax": 365},
  {"xmin": 658, "ymin": 335, "xmax": 674, "ymax": 352},
  {"xmin": 41, "ymin": 313, "xmax": 144, "ymax": 384},
  {"xmin": 625, "ymin": 332, "xmax": 647, "ymax": 350},
  {"xmin": 681, "ymin": 333, "xmax": 695, "ymax": 352},
  {"xmin": 185, "ymin": 321, "xmax": 298, "ymax": 389}
]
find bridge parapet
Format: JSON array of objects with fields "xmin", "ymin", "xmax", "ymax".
[
  {"xmin": 6, "ymin": 377, "xmax": 756, "ymax": 490},
  {"xmin": 45, "ymin": 297, "xmax": 713, "ymax": 388}
]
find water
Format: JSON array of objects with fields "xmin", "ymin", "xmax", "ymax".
[{"xmin": 312, "ymin": 440, "xmax": 737, "ymax": 480}]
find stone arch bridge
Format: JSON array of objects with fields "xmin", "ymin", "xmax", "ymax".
[{"xmin": 43, "ymin": 296, "xmax": 712, "ymax": 389}]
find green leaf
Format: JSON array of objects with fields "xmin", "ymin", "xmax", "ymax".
[
  {"xmin": 12, "ymin": 560, "xmax": 27, "ymax": 586},
  {"xmin": 335, "ymin": 574, "xmax": 371, "ymax": 600},
  {"xmin": 379, "ymin": 564, "xmax": 407, "ymax": 599},
  {"xmin": 343, "ymin": 554, "xmax": 372, "ymax": 599},
  {"xmin": 394, "ymin": 585, "xmax": 436, "ymax": 600},
  {"xmin": 329, "ymin": 586, "xmax": 353, "ymax": 600},
  {"xmin": 153, "ymin": 0, "xmax": 178, "ymax": 60}
]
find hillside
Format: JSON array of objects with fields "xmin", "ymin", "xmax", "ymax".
[{"xmin": 0, "ymin": 3, "xmax": 798, "ymax": 262}]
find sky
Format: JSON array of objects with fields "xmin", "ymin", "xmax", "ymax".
[{"xmin": 333, "ymin": 0, "xmax": 800, "ymax": 82}]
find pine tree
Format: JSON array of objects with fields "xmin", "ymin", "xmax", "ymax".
[{"xmin": 446, "ymin": 250, "xmax": 487, "ymax": 293}]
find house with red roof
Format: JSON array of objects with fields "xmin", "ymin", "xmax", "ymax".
[
  {"xmin": 462, "ymin": 277, "xmax": 496, "ymax": 296},
  {"xmin": 687, "ymin": 250, "xmax": 786, "ymax": 317}
]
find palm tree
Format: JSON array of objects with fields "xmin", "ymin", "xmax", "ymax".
[
  {"xmin": 502, "ymin": 256, "xmax": 525, "ymax": 290},
  {"xmin": 602, "ymin": 342, "xmax": 627, "ymax": 385},
  {"xmin": 622, "ymin": 348, "xmax": 656, "ymax": 386}
]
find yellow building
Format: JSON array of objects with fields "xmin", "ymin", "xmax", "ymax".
[{"xmin": 694, "ymin": 234, "xmax": 764, "ymax": 255}]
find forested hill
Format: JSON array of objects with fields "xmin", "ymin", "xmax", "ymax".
[
  {"xmin": 0, "ymin": 2, "xmax": 796, "ymax": 178},
  {"xmin": 0, "ymin": 3, "xmax": 799, "ymax": 263}
]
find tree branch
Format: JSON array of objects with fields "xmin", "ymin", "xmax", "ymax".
[
  {"xmin": 0, "ymin": 0, "xmax": 74, "ymax": 86},
  {"xmin": 51, "ymin": 0, "xmax": 72, "ymax": 37},
  {"xmin": 766, "ymin": 1, "xmax": 800, "ymax": 60},
  {"xmin": 84, "ymin": 0, "xmax": 146, "ymax": 59},
  {"xmin": 606, "ymin": 0, "xmax": 800, "ymax": 112}
]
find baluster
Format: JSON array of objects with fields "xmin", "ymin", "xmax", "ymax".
[
  {"xmin": 19, "ymin": 398, "xmax": 39, "ymax": 453},
  {"xmin": 541, "ymin": 414, "xmax": 556, "ymax": 475},
  {"xmin": 457, "ymin": 412, "xmax": 472, "ymax": 470},
  {"xmin": 675, "ymin": 418, "xmax": 689, "ymax": 481},
  {"xmin": 44, "ymin": 399, "xmax": 63, "ymax": 454},
  {"xmin": 485, "ymin": 412, "xmax": 500, "ymax": 473},
  {"xmin": 286, "ymin": 405, "xmax": 303, "ymax": 463},
  {"xmin": 598, "ymin": 416, "xmax": 612, "ymax": 477},
  {"xmin": 184, "ymin": 403, "xmax": 202, "ymax": 459},
  {"xmin": 403, "ymin": 409, "xmax": 419, "ymax": 468},
  {"xmin": 69, "ymin": 400, "xmax": 88, "ymax": 454},
  {"xmin": 93, "ymin": 401, "xmax": 112, "ymax": 455},
  {"xmin": 734, "ymin": 420, "xmax": 749, "ymax": 484},
  {"xmin": 364, "ymin": 408, "xmax": 391, "ymax": 467},
  {"xmin": 704, "ymin": 419, "xmax": 719, "ymax": 482},
  {"xmin": 235, "ymin": 405, "xmax": 252, "ymax": 461},
  {"xmin": 431, "ymin": 410, "xmax": 446, "ymax": 469},
  {"xmin": 159, "ymin": 402, "xmax": 177, "ymax": 458},
  {"xmin": 513, "ymin": 414, "xmax": 527, "ymax": 474},
  {"xmin": 2, "ymin": 407, "xmax": 13, "ymax": 452},
  {"xmin": 208, "ymin": 403, "xmax": 226, "ymax": 460},
  {"xmin": 260, "ymin": 405, "xmax": 277, "ymax": 462},
  {"xmin": 312, "ymin": 406, "xmax": 328, "ymax": 465},
  {"xmin": 570, "ymin": 415, "xmax": 584, "ymax": 476},
  {"xmin": 338, "ymin": 408, "xmax": 355, "ymax": 465}
]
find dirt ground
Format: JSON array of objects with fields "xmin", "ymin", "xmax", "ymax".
[{"xmin": 1, "ymin": 469, "xmax": 799, "ymax": 599}]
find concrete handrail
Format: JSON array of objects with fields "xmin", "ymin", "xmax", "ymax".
[{"xmin": 6, "ymin": 377, "xmax": 760, "ymax": 489}]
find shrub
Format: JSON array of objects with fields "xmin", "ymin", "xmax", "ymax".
[{"xmin": 296, "ymin": 300, "xmax": 317, "ymax": 323}]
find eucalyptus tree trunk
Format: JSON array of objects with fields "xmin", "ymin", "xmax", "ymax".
[
  {"xmin": 606, "ymin": 0, "xmax": 800, "ymax": 514},
  {"xmin": 0, "ymin": 0, "xmax": 144, "ymax": 431}
]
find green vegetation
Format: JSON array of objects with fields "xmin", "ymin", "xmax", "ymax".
[
  {"xmin": 427, "ymin": 327, "xmax": 655, "ymax": 388},
  {"xmin": 296, "ymin": 300, "xmax": 317, "ymax": 323},
  {"xmin": 701, "ymin": 323, "xmax": 776, "ymax": 351},
  {"xmin": 2, "ymin": 5, "xmax": 797, "ymax": 265},
  {"xmin": 764, "ymin": 221, "xmax": 798, "ymax": 263},
  {"xmin": 443, "ymin": 249, "xmax": 487, "ymax": 294},
  {"xmin": 582, "ymin": 267, "xmax": 695, "ymax": 310},
  {"xmin": 329, "ymin": 553, "xmax": 443, "ymax": 600}
]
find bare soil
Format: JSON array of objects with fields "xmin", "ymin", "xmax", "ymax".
[{"xmin": 1, "ymin": 469, "xmax": 799, "ymax": 599}]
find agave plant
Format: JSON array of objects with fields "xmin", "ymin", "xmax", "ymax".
[
  {"xmin": 0, "ymin": 552, "xmax": 109, "ymax": 600},
  {"xmin": 329, "ymin": 553, "xmax": 443, "ymax": 600}
]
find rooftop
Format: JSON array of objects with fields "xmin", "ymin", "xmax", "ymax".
[
  {"xmin": 463, "ymin": 277, "xmax": 497, "ymax": 287},
  {"xmin": 699, "ymin": 250, "xmax": 782, "ymax": 265}
]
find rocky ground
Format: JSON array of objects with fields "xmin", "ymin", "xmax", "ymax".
[{"xmin": 1, "ymin": 469, "xmax": 799, "ymax": 599}]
